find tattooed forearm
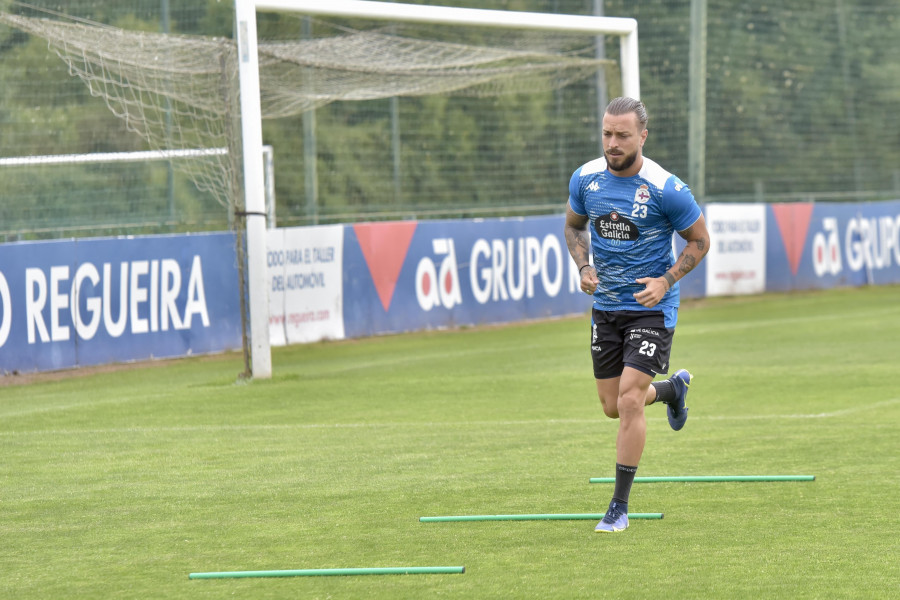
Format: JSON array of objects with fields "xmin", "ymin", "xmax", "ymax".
[
  {"xmin": 678, "ymin": 253, "xmax": 697, "ymax": 275},
  {"xmin": 671, "ymin": 215, "xmax": 711, "ymax": 283},
  {"xmin": 564, "ymin": 207, "xmax": 592, "ymax": 267},
  {"xmin": 565, "ymin": 227, "xmax": 590, "ymax": 257}
]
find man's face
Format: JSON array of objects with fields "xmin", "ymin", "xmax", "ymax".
[{"xmin": 602, "ymin": 112, "xmax": 647, "ymax": 175}]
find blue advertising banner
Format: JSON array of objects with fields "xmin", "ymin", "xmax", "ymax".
[
  {"xmin": 341, "ymin": 215, "xmax": 708, "ymax": 339},
  {"xmin": 0, "ymin": 233, "xmax": 242, "ymax": 374},
  {"xmin": 766, "ymin": 200, "xmax": 900, "ymax": 291},
  {"xmin": 5, "ymin": 200, "xmax": 896, "ymax": 374},
  {"xmin": 342, "ymin": 216, "xmax": 587, "ymax": 338}
]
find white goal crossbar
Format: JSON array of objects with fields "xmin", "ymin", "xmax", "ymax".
[
  {"xmin": 0, "ymin": 148, "xmax": 226, "ymax": 167},
  {"xmin": 234, "ymin": 0, "xmax": 641, "ymax": 378}
]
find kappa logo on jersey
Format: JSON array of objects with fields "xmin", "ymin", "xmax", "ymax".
[
  {"xmin": 415, "ymin": 238, "xmax": 462, "ymax": 311},
  {"xmin": 634, "ymin": 184, "xmax": 651, "ymax": 204},
  {"xmin": 595, "ymin": 211, "xmax": 640, "ymax": 241},
  {"xmin": 587, "ymin": 181, "xmax": 600, "ymax": 192}
]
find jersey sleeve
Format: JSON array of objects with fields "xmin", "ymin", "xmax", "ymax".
[
  {"xmin": 568, "ymin": 167, "xmax": 587, "ymax": 215},
  {"xmin": 663, "ymin": 176, "xmax": 702, "ymax": 232}
]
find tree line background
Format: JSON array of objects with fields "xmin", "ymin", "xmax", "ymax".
[{"xmin": 0, "ymin": 0, "xmax": 898, "ymax": 239}]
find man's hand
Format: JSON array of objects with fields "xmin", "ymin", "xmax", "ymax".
[
  {"xmin": 580, "ymin": 266, "xmax": 599, "ymax": 295},
  {"xmin": 633, "ymin": 276, "xmax": 669, "ymax": 308}
]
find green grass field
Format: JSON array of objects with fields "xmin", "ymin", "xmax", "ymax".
[{"xmin": 2, "ymin": 285, "xmax": 898, "ymax": 599}]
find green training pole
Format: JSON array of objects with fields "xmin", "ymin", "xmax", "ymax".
[
  {"xmin": 589, "ymin": 475, "xmax": 816, "ymax": 483},
  {"xmin": 420, "ymin": 513, "xmax": 663, "ymax": 522},
  {"xmin": 189, "ymin": 566, "xmax": 465, "ymax": 579}
]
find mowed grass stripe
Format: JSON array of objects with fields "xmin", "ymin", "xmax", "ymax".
[{"xmin": 2, "ymin": 395, "xmax": 899, "ymax": 438}]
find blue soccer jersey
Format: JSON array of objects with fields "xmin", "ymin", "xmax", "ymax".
[{"xmin": 568, "ymin": 156, "xmax": 702, "ymax": 327}]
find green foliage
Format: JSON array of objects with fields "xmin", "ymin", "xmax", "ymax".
[
  {"xmin": 0, "ymin": 285, "xmax": 898, "ymax": 598},
  {"xmin": 0, "ymin": 0, "xmax": 898, "ymax": 236}
]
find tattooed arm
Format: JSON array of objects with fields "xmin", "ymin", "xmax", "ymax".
[
  {"xmin": 634, "ymin": 214, "xmax": 710, "ymax": 308},
  {"xmin": 564, "ymin": 205, "xmax": 598, "ymax": 295},
  {"xmin": 671, "ymin": 214, "xmax": 711, "ymax": 284}
]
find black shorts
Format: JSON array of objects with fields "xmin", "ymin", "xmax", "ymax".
[{"xmin": 590, "ymin": 309, "xmax": 674, "ymax": 379}]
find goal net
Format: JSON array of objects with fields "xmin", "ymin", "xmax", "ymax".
[{"xmin": 0, "ymin": 8, "xmax": 623, "ymax": 220}]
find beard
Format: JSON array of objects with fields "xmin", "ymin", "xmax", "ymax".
[{"xmin": 604, "ymin": 148, "xmax": 639, "ymax": 173}]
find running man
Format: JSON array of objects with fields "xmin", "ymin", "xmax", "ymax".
[{"xmin": 564, "ymin": 97, "xmax": 710, "ymax": 533}]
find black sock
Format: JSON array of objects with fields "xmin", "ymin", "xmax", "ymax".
[
  {"xmin": 652, "ymin": 379, "xmax": 676, "ymax": 404},
  {"xmin": 612, "ymin": 463, "xmax": 638, "ymax": 505}
]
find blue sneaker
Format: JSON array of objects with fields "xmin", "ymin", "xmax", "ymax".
[
  {"xmin": 667, "ymin": 369, "xmax": 692, "ymax": 431},
  {"xmin": 594, "ymin": 501, "xmax": 629, "ymax": 533}
]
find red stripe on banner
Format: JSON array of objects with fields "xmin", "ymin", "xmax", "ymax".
[
  {"xmin": 772, "ymin": 203, "xmax": 814, "ymax": 276},
  {"xmin": 353, "ymin": 221, "xmax": 418, "ymax": 311}
]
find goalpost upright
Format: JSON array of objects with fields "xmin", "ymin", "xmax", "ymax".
[{"xmin": 233, "ymin": 0, "xmax": 641, "ymax": 379}]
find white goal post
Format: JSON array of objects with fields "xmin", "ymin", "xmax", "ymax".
[{"xmin": 233, "ymin": 0, "xmax": 641, "ymax": 379}]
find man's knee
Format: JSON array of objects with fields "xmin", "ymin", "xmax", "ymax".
[
  {"xmin": 616, "ymin": 389, "xmax": 645, "ymax": 420},
  {"xmin": 596, "ymin": 379, "xmax": 621, "ymax": 419},
  {"xmin": 598, "ymin": 394, "xmax": 619, "ymax": 419}
]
